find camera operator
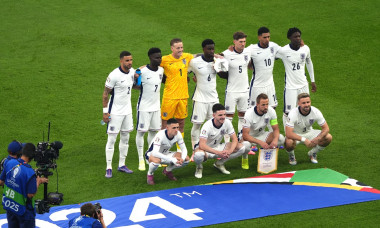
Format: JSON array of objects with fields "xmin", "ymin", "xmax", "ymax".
[
  {"xmin": 69, "ymin": 203, "xmax": 106, "ymax": 228},
  {"xmin": 2, "ymin": 140, "xmax": 24, "ymax": 169},
  {"xmin": 0, "ymin": 143, "xmax": 48, "ymax": 228}
]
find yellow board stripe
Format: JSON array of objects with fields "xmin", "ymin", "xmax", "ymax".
[{"xmin": 293, "ymin": 182, "xmax": 363, "ymax": 191}]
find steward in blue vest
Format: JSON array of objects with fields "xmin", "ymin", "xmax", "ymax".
[
  {"xmin": 69, "ymin": 203, "xmax": 106, "ymax": 228},
  {"xmin": 0, "ymin": 143, "xmax": 48, "ymax": 228}
]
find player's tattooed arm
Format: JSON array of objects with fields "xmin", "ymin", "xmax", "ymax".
[{"xmin": 102, "ymin": 87, "xmax": 112, "ymax": 122}]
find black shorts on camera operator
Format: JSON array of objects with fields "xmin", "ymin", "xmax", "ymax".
[{"xmin": 69, "ymin": 203, "xmax": 106, "ymax": 228}]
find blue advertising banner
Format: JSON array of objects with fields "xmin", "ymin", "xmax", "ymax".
[{"xmin": 0, "ymin": 182, "xmax": 379, "ymax": 227}]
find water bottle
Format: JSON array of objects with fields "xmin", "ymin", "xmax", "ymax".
[
  {"xmin": 100, "ymin": 116, "xmax": 111, "ymax": 125},
  {"xmin": 135, "ymin": 69, "xmax": 142, "ymax": 86}
]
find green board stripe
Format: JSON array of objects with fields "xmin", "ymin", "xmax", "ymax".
[{"xmin": 290, "ymin": 168, "xmax": 348, "ymax": 184}]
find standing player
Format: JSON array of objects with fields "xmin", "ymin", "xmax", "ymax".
[
  {"xmin": 160, "ymin": 38, "xmax": 194, "ymax": 150},
  {"xmin": 193, "ymin": 104, "xmax": 246, "ymax": 178},
  {"xmin": 221, "ymin": 31, "xmax": 251, "ymax": 140},
  {"xmin": 102, "ymin": 51, "xmax": 136, "ymax": 178},
  {"xmin": 276, "ymin": 27, "xmax": 317, "ymax": 125},
  {"xmin": 145, "ymin": 118, "xmax": 190, "ymax": 185},
  {"xmin": 285, "ymin": 93, "xmax": 332, "ymax": 165},
  {"xmin": 247, "ymin": 27, "xmax": 281, "ymax": 108},
  {"xmin": 241, "ymin": 93, "xmax": 285, "ymax": 169},
  {"xmin": 189, "ymin": 39, "xmax": 228, "ymax": 150},
  {"xmin": 135, "ymin": 48, "xmax": 164, "ymax": 171}
]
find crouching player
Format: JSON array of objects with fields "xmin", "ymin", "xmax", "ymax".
[
  {"xmin": 285, "ymin": 93, "xmax": 332, "ymax": 165},
  {"xmin": 145, "ymin": 118, "xmax": 190, "ymax": 185},
  {"xmin": 193, "ymin": 103, "xmax": 246, "ymax": 178},
  {"xmin": 241, "ymin": 93, "xmax": 285, "ymax": 169}
]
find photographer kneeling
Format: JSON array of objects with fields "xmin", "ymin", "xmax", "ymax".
[
  {"xmin": 69, "ymin": 203, "xmax": 106, "ymax": 228},
  {"xmin": 0, "ymin": 143, "xmax": 48, "ymax": 228}
]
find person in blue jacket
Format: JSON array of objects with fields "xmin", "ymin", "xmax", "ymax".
[
  {"xmin": 0, "ymin": 143, "xmax": 48, "ymax": 228},
  {"xmin": 69, "ymin": 203, "xmax": 106, "ymax": 228}
]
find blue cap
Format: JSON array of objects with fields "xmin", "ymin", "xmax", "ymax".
[{"xmin": 8, "ymin": 141, "xmax": 25, "ymax": 155}]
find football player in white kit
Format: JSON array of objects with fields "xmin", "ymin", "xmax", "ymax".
[
  {"xmin": 241, "ymin": 93, "xmax": 285, "ymax": 169},
  {"xmin": 285, "ymin": 93, "xmax": 332, "ymax": 165},
  {"xmin": 102, "ymin": 51, "xmax": 137, "ymax": 178},
  {"xmin": 189, "ymin": 39, "xmax": 229, "ymax": 150},
  {"xmin": 276, "ymin": 27, "xmax": 317, "ymax": 126},
  {"xmin": 135, "ymin": 48, "xmax": 164, "ymax": 171},
  {"xmin": 221, "ymin": 31, "xmax": 251, "ymax": 140},
  {"xmin": 193, "ymin": 104, "xmax": 246, "ymax": 178},
  {"xmin": 145, "ymin": 118, "xmax": 189, "ymax": 185},
  {"xmin": 247, "ymin": 27, "xmax": 281, "ymax": 108}
]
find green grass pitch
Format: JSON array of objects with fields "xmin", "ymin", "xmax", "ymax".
[{"xmin": 0, "ymin": 0, "xmax": 379, "ymax": 226}]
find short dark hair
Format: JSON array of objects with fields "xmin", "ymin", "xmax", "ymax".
[
  {"xmin": 22, "ymin": 143, "xmax": 36, "ymax": 160},
  {"xmin": 212, "ymin": 103, "xmax": 226, "ymax": 113},
  {"xmin": 233, "ymin": 31, "xmax": 247, "ymax": 40},
  {"xmin": 287, "ymin": 27, "xmax": 301, "ymax": 38},
  {"xmin": 258, "ymin": 27, "xmax": 270, "ymax": 36},
  {"xmin": 297, "ymin": 93, "xmax": 310, "ymax": 101},
  {"xmin": 256, "ymin": 93, "xmax": 269, "ymax": 104},
  {"xmin": 202, "ymin": 39, "xmax": 215, "ymax": 48},
  {"xmin": 167, "ymin": 118, "xmax": 179, "ymax": 125},
  {"xmin": 80, "ymin": 203, "xmax": 96, "ymax": 217},
  {"xmin": 170, "ymin": 38, "xmax": 182, "ymax": 46},
  {"xmin": 148, "ymin": 47, "xmax": 161, "ymax": 57},
  {"xmin": 120, "ymin": 51, "xmax": 131, "ymax": 59}
]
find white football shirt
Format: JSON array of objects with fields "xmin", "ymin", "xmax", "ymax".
[
  {"xmin": 243, "ymin": 106, "xmax": 278, "ymax": 137},
  {"xmin": 286, "ymin": 106, "xmax": 326, "ymax": 133},
  {"xmin": 199, "ymin": 118, "xmax": 235, "ymax": 147},
  {"xmin": 189, "ymin": 56, "xmax": 219, "ymax": 103},
  {"xmin": 247, "ymin": 41, "xmax": 280, "ymax": 87},
  {"xmin": 105, "ymin": 67, "xmax": 135, "ymax": 115},
  {"xmin": 137, "ymin": 65, "xmax": 164, "ymax": 112},
  {"xmin": 276, "ymin": 44, "xmax": 313, "ymax": 89},
  {"xmin": 222, "ymin": 48, "xmax": 251, "ymax": 93},
  {"xmin": 147, "ymin": 129, "xmax": 187, "ymax": 160}
]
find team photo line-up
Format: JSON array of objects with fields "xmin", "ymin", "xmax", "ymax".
[{"xmin": 101, "ymin": 26, "xmax": 333, "ymax": 185}]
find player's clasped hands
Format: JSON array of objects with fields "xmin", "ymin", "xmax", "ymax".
[{"xmin": 220, "ymin": 150, "xmax": 230, "ymax": 159}]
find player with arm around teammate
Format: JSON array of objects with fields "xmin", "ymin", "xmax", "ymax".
[
  {"xmin": 221, "ymin": 32, "xmax": 251, "ymax": 140},
  {"xmin": 135, "ymin": 48, "xmax": 164, "ymax": 171},
  {"xmin": 160, "ymin": 38, "xmax": 194, "ymax": 151},
  {"xmin": 285, "ymin": 93, "xmax": 332, "ymax": 165},
  {"xmin": 241, "ymin": 93, "xmax": 285, "ymax": 169},
  {"xmin": 276, "ymin": 27, "xmax": 317, "ymax": 126},
  {"xmin": 102, "ymin": 51, "xmax": 137, "ymax": 178},
  {"xmin": 193, "ymin": 104, "xmax": 246, "ymax": 178},
  {"xmin": 145, "ymin": 118, "xmax": 190, "ymax": 185},
  {"xmin": 189, "ymin": 39, "xmax": 229, "ymax": 150},
  {"xmin": 247, "ymin": 27, "xmax": 281, "ymax": 108}
]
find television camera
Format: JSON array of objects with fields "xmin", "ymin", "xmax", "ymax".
[{"xmin": 34, "ymin": 123, "xmax": 64, "ymax": 214}]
